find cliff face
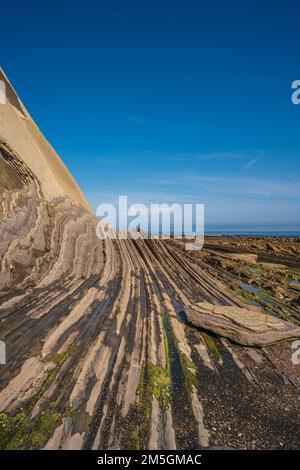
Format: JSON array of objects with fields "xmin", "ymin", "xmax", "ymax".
[{"xmin": 0, "ymin": 68, "xmax": 91, "ymax": 212}]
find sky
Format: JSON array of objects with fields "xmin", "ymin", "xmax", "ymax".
[{"xmin": 1, "ymin": 0, "xmax": 300, "ymax": 228}]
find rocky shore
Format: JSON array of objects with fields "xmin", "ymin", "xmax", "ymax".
[{"xmin": 0, "ymin": 71, "xmax": 300, "ymax": 450}]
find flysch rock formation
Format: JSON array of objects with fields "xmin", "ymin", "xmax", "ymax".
[
  {"xmin": 185, "ymin": 302, "xmax": 300, "ymax": 346},
  {"xmin": 0, "ymin": 70, "xmax": 300, "ymax": 450}
]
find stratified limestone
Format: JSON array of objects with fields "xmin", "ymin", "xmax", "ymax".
[{"xmin": 185, "ymin": 302, "xmax": 300, "ymax": 347}]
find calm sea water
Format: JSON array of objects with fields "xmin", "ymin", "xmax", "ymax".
[
  {"xmin": 204, "ymin": 225, "xmax": 300, "ymax": 237},
  {"xmin": 150, "ymin": 225, "xmax": 300, "ymax": 238},
  {"xmin": 204, "ymin": 231, "xmax": 300, "ymax": 237}
]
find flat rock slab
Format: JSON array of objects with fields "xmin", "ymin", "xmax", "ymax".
[
  {"xmin": 212, "ymin": 251, "xmax": 258, "ymax": 263},
  {"xmin": 185, "ymin": 302, "xmax": 300, "ymax": 347}
]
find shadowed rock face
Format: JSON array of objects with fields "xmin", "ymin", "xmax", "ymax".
[
  {"xmin": 0, "ymin": 143, "xmax": 35, "ymax": 191},
  {"xmin": 0, "ymin": 71, "xmax": 300, "ymax": 451}
]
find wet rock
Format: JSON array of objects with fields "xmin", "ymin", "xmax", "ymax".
[
  {"xmin": 290, "ymin": 283, "xmax": 300, "ymax": 291},
  {"xmin": 266, "ymin": 242, "xmax": 279, "ymax": 253},
  {"xmin": 275, "ymin": 286, "xmax": 285, "ymax": 299},
  {"xmin": 291, "ymin": 296, "xmax": 300, "ymax": 307}
]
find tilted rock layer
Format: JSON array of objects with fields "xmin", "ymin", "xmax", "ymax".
[{"xmin": 185, "ymin": 302, "xmax": 300, "ymax": 346}]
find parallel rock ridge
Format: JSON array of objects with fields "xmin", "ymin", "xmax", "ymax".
[{"xmin": 0, "ymin": 71, "xmax": 300, "ymax": 450}]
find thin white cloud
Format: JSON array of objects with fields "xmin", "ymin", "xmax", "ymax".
[
  {"xmin": 162, "ymin": 151, "xmax": 245, "ymax": 162},
  {"xmin": 147, "ymin": 149, "xmax": 264, "ymax": 163},
  {"xmin": 243, "ymin": 158, "xmax": 257, "ymax": 169},
  {"xmin": 128, "ymin": 116, "xmax": 142, "ymax": 123},
  {"xmin": 86, "ymin": 188, "xmax": 300, "ymax": 226},
  {"xmin": 197, "ymin": 152, "xmax": 244, "ymax": 160},
  {"xmin": 137, "ymin": 173, "xmax": 300, "ymax": 199}
]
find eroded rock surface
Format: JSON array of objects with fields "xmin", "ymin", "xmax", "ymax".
[{"xmin": 186, "ymin": 302, "xmax": 300, "ymax": 346}]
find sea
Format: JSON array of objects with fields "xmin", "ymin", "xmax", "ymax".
[
  {"xmin": 136, "ymin": 224, "xmax": 300, "ymax": 238},
  {"xmin": 204, "ymin": 225, "xmax": 300, "ymax": 237}
]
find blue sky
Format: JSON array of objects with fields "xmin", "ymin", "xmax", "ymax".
[{"xmin": 2, "ymin": 0, "xmax": 300, "ymax": 227}]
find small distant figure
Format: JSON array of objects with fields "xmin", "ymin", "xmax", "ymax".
[{"xmin": 0, "ymin": 340, "xmax": 6, "ymax": 365}]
